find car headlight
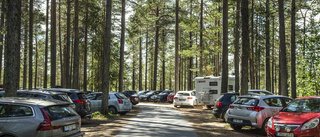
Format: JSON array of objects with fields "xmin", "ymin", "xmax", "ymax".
[
  {"xmin": 301, "ymin": 118, "xmax": 319, "ymax": 130},
  {"xmin": 267, "ymin": 117, "xmax": 273, "ymax": 128}
]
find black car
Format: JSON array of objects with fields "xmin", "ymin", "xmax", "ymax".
[
  {"xmin": 42, "ymin": 88, "xmax": 92, "ymax": 118},
  {"xmin": 150, "ymin": 90, "xmax": 173, "ymax": 102},
  {"xmin": 212, "ymin": 92, "xmax": 239, "ymax": 121},
  {"xmin": 139, "ymin": 90, "xmax": 163, "ymax": 102},
  {"xmin": 121, "ymin": 92, "xmax": 139, "ymax": 105},
  {"xmin": 122, "ymin": 90, "xmax": 137, "ymax": 96}
]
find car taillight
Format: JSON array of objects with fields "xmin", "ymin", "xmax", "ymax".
[
  {"xmin": 187, "ymin": 97, "xmax": 193, "ymax": 99},
  {"xmin": 229, "ymin": 104, "xmax": 234, "ymax": 109},
  {"xmin": 118, "ymin": 99, "xmax": 123, "ymax": 104},
  {"xmin": 173, "ymin": 97, "xmax": 178, "ymax": 99},
  {"xmin": 215, "ymin": 101, "xmax": 222, "ymax": 107},
  {"xmin": 246, "ymin": 106, "xmax": 265, "ymax": 112},
  {"xmin": 74, "ymin": 99, "xmax": 86, "ymax": 104},
  {"xmin": 37, "ymin": 109, "xmax": 61, "ymax": 131}
]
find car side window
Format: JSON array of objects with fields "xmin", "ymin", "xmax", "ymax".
[
  {"xmin": 0, "ymin": 104, "xmax": 6, "ymax": 117},
  {"xmin": 282, "ymin": 98, "xmax": 292, "ymax": 106},
  {"xmin": 7, "ymin": 105, "xmax": 33, "ymax": 117},
  {"xmin": 264, "ymin": 98, "xmax": 282, "ymax": 107},
  {"xmin": 230, "ymin": 95, "xmax": 237, "ymax": 102}
]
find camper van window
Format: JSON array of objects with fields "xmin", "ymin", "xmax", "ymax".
[
  {"xmin": 229, "ymin": 85, "xmax": 234, "ymax": 91},
  {"xmin": 209, "ymin": 82, "xmax": 218, "ymax": 86},
  {"xmin": 198, "ymin": 81, "xmax": 205, "ymax": 83},
  {"xmin": 209, "ymin": 90, "xmax": 218, "ymax": 94}
]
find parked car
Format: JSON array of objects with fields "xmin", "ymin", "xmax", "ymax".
[
  {"xmin": 150, "ymin": 90, "xmax": 173, "ymax": 102},
  {"xmin": 167, "ymin": 92, "xmax": 175, "ymax": 103},
  {"xmin": 139, "ymin": 90, "xmax": 163, "ymax": 102},
  {"xmin": 267, "ymin": 96, "xmax": 320, "ymax": 137},
  {"xmin": 0, "ymin": 97, "xmax": 83, "ymax": 137},
  {"xmin": 225, "ymin": 94, "xmax": 292, "ymax": 134},
  {"xmin": 133, "ymin": 91, "xmax": 150, "ymax": 98},
  {"xmin": 213, "ymin": 90, "xmax": 274, "ymax": 121},
  {"xmin": 88, "ymin": 92, "xmax": 132, "ymax": 115},
  {"xmin": 213, "ymin": 92, "xmax": 239, "ymax": 121},
  {"xmin": 122, "ymin": 90, "xmax": 137, "ymax": 96},
  {"xmin": 173, "ymin": 91, "xmax": 198, "ymax": 107},
  {"xmin": 121, "ymin": 92, "xmax": 139, "ymax": 105},
  {"xmin": 42, "ymin": 88, "xmax": 92, "ymax": 118}
]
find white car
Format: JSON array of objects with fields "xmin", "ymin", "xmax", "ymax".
[{"xmin": 173, "ymin": 91, "xmax": 198, "ymax": 107}]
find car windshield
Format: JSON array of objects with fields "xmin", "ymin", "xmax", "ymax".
[
  {"xmin": 159, "ymin": 92, "xmax": 168, "ymax": 95},
  {"xmin": 177, "ymin": 92, "xmax": 190, "ymax": 96},
  {"xmin": 43, "ymin": 105, "xmax": 77, "ymax": 120},
  {"xmin": 281, "ymin": 98, "xmax": 320, "ymax": 113},
  {"xmin": 146, "ymin": 91, "xmax": 155, "ymax": 95},
  {"xmin": 233, "ymin": 97, "xmax": 258, "ymax": 106}
]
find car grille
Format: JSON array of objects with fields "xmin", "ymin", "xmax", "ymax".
[{"xmin": 274, "ymin": 124, "xmax": 300, "ymax": 131}]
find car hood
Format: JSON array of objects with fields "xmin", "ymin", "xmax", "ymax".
[{"xmin": 273, "ymin": 112, "xmax": 320, "ymax": 125}]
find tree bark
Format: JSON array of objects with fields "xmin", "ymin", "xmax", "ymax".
[
  {"xmin": 51, "ymin": 0, "xmax": 57, "ymax": 88},
  {"xmin": 28, "ymin": 0, "xmax": 33, "ymax": 90},
  {"xmin": 152, "ymin": 6, "xmax": 159, "ymax": 90},
  {"xmin": 34, "ymin": 37, "xmax": 38, "ymax": 88},
  {"xmin": 221, "ymin": 0, "xmax": 228, "ymax": 94},
  {"xmin": 23, "ymin": 0, "xmax": 28, "ymax": 89},
  {"xmin": 43, "ymin": 0, "xmax": 49, "ymax": 88},
  {"xmin": 84, "ymin": 0, "xmax": 88, "ymax": 92},
  {"xmin": 250, "ymin": 0, "xmax": 255, "ymax": 89},
  {"xmin": 101, "ymin": 0, "xmax": 112, "ymax": 115},
  {"xmin": 278, "ymin": 0, "xmax": 288, "ymax": 96},
  {"xmin": 145, "ymin": 27, "xmax": 148, "ymax": 90},
  {"xmin": 72, "ymin": 0, "xmax": 79, "ymax": 89},
  {"xmin": 65, "ymin": 0, "xmax": 71, "ymax": 88},
  {"xmin": 4, "ymin": 0, "xmax": 21, "ymax": 96},
  {"xmin": 175, "ymin": 0, "xmax": 179, "ymax": 94},
  {"xmin": 188, "ymin": 0, "xmax": 193, "ymax": 91},
  {"xmin": 199, "ymin": 0, "xmax": 203, "ymax": 77},
  {"xmin": 59, "ymin": 0, "xmax": 63, "ymax": 87},
  {"xmin": 119, "ymin": 0, "xmax": 126, "ymax": 92},
  {"xmin": 240, "ymin": 0, "xmax": 249, "ymax": 95},
  {"xmin": 265, "ymin": 0, "xmax": 271, "ymax": 91},
  {"xmin": 139, "ymin": 30, "xmax": 142, "ymax": 91},
  {"xmin": 291, "ymin": 0, "xmax": 296, "ymax": 98},
  {"xmin": 162, "ymin": 29, "xmax": 165, "ymax": 91},
  {"xmin": 0, "ymin": 0, "xmax": 5, "ymax": 84},
  {"xmin": 234, "ymin": 0, "xmax": 240, "ymax": 92}
]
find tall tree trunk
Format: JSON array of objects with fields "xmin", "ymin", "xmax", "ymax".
[
  {"xmin": 72, "ymin": 0, "xmax": 79, "ymax": 89},
  {"xmin": 152, "ymin": 6, "xmax": 159, "ymax": 90},
  {"xmin": 278, "ymin": 0, "xmax": 288, "ymax": 96},
  {"xmin": 28, "ymin": 0, "xmax": 33, "ymax": 90},
  {"xmin": 43, "ymin": 0, "xmax": 49, "ymax": 88},
  {"xmin": 250, "ymin": 0, "xmax": 255, "ymax": 89},
  {"xmin": 199, "ymin": 0, "xmax": 203, "ymax": 77},
  {"xmin": 188, "ymin": 0, "xmax": 193, "ymax": 91},
  {"xmin": 59, "ymin": 0, "xmax": 63, "ymax": 86},
  {"xmin": 132, "ymin": 44, "xmax": 136, "ymax": 90},
  {"xmin": 65, "ymin": 0, "xmax": 71, "ymax": 88},
  {"xmin": 291, "ymin": 0, "xmax": 296, "ymax": 98},
  {"xmin": 145, "ymin": 27, "xmax": 148, "ymax": 90},
  {"xmin": 51, "ymin": 0, "xmax": 57, "ymax": 88},
  {"xmin": 272, "ymin": 17, "xmax": 275, "ymax": 93},
  {"xmin": 265, "ymin": 0, "xmax": 271, "ymax": 91},
  {"xmin": 23, "ymin": 0, "xmax": 28, "ymax": 89},
  {"xmin": 84, "ymin": 0, "xmax": 88, "ymax": 92},
  {"xmin": 101, "ymin": 0, "xmax": 112, "ymax": 115},
  {"xmin": 240, "ymin": 0, "xmax": 249, "ymax": 95},
  {"xmin": 119, "ymin": 0, "xmax": 126, "ymax": 92},
  {"xmin": 0, "ymin": 0, "xmax": 5, "ymax": 84},
  {"xmin": 175, "ymin": 0, "xmax": 179, "ymax": 94},
  {"xmin": 34, "ymin": 37, "xmax": 38, "ymax": 88},
  {"xmin": 221, "ymin": 0, "xmax": 228, "ymax": 94},
  {"xmin": 234, "ymin": 0, "xmax": 240, "ymax": 92},
  {"xmin": 139, "ymin": 30, "xmax": 142, "ymax": 91},
  {"xmin": 5, "ymin": 0, "xmax": 21, "ymax": 96},
  {"xmin": 162, "ymin": 29, "xmax": 165, "ymax": 91}
]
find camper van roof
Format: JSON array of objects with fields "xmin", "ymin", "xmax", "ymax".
[{"xmin": 195, "ymin": 75, "xmax": 235, "ymax": 80}]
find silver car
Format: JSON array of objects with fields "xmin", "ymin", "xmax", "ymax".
[
  {"xmin": 0, "ymin": 97, "xmax": 83, "ymax": 137},
  {"xmin": 88, "ymin": 92, "xmax": 132, "ymax": 115},
  {"xmin": 225, "ymin": 95, "xmax": 292, "ymax": 134}
]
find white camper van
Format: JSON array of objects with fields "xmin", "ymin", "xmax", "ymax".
[{"xmin": 195, "ymin": 75, "xmax": 235, "ymax": 108}]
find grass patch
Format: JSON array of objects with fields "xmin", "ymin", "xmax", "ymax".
[
  {"xmin": 91, "ymin": 111, "xmax": 119, "ymax": 120},
  {"xmin": 210, "ymin": 114, "xmax": 217, "ymax": 119},
  {"xmin": 224, "ymin": 123, "xmax": 230, "ymax": 128}
]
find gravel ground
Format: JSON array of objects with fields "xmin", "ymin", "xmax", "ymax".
[{"xmin": 81, "ymin": 103, "xmax": 265, "ymax": 137}]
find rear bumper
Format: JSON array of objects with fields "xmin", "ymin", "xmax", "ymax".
[{"xmin": 69, "ymin": 131, "xmax": 85, "ymax": 137}]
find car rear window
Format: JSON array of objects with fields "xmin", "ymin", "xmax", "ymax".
[
  {"xmin": 77, "ymin": 93, "xmax": 88, "ymax": 100},
  {"xmin": 234, "ymin": 97, "xmax": 258, "ymax": 106},
  {"xmin": 43, "ymin": 105, "xmax": 77, "ymax": 120},
  {"xmin": 177, "ymin": 92, "xmax": 190, "ymax": 96},
  {"xmin": 115, "ymin": 93, "xmax": 128, "ymax": 99},
  {"xmin": 52, "ymin": 94, "xmax": 73, "ymax": 103}
]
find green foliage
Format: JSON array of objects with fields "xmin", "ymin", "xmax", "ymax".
[{"xmin": 91, "ymin": 111, "xmax": 119, "ymax": 120}]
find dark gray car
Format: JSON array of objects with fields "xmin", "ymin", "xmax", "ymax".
[{"xmin": 0, "ymin": 97, "xmax": 83, "ymax": 137}]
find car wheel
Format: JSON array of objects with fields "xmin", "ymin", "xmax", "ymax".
[
  {"xmin": 260, "ymin": 117, "xmax": 269, "ymax": 135},
  {"xmin": 174, "ymin": 105, "xmax": 177, "ymax": 107},
  {"xmin": 230, "ymin": 124, "xmax": 242, "ymax": 130},
  {"xmin": 147, "ymin": 98, "xmax": 151, "ymax": 102},
  {"xmin": 221, "ymin": 111, "xmax": 227, "ymax": 122},
  {"xmin": 108, "ymin": 106, "xmax": 118, "ymax": 114}
]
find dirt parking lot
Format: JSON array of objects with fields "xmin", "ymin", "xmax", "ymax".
[{"xmin": 81, "ymin": 103, "xmax": 265, "ymax": 137}]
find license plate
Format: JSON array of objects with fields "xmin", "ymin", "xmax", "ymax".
[
  {"xmin": 276, "ymin": 132, "xmax": 294, "ymax": 137},
  {"xmin": 63, "ymin": 124, "xmax": 76, "ymax": 132},
  {"xmin": 179, "ymin": 99, "xmax": 186, "ymax": 101},
  {"xmin": 233, "ymin": 119, "xmax": 243, "ymax": 123}
]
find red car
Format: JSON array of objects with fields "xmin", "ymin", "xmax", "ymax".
[
  {"xmin": 267, "ymin": 96, "xmax": 320, "ymax": 137},
  {"xmin": 167, "ymin": 92, "xmax": 175, "ymax": 103}
]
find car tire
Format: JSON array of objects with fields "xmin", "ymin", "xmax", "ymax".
[
  {"xmin": 221, "ymin": 111, "xmax": 227, "ymax": 122},
  {"xmin": 260, "ymin": 117, "xmax": 269, "ymax": 135},
  {"xmin": 174, "ymin": 105, "xmax": 177, "ymax": 107},
  {"xmin": 230, "ymin": 124, "xmax": 242, "ymax": 130},
  {"xmin": 108, "ymin": 106, "xmax": 118, "ymax": 114},
  {"xmin": 147, "ymin": 98, "xmax": 151, "ymax": 102}
]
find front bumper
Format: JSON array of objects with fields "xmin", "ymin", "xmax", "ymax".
[{"xmin": 267, "ymin": 125, "xmax": 320, "ymax": 137}]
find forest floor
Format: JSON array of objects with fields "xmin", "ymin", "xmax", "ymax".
[{"xmin": 81, "ymin": 102, "xmax": 265, "ymax": 137}]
